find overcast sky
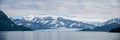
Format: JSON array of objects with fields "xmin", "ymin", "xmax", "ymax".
[{"xmin": 0, "ymin": 0, "xmax": 120, "ymax": 22}]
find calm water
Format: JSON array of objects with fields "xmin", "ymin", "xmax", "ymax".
[{"xmin": 0, "ymin": 31, "xmax": 120, "ymax": 40}]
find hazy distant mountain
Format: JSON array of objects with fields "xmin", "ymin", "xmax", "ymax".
[
  {"xmin": 0, "ymin": 10, "xmax": 32, "ymax": 31},
  {"xmin": 11, "ymin": 15, "xmax": 100, "ymax": 30},
  {"xmin": 81, "ymin": 18, "xmax": 120, "ymax": 32}
]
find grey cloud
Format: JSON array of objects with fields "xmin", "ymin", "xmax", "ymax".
[{"xmin": 0, "ymin": 0, "xmax": 120, "ymax": 20}]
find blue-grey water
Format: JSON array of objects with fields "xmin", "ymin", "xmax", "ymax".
[{"xmin": 0, "ymin": 31, "xmax": 120, "ymax": 40}]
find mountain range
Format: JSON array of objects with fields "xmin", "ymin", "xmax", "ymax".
[
  {"xmin": 0, "ymin": 10, "xmax": 119, "ymax": 32},
  {"xmin": 80, "ymin": 18, "xmax": 120, "ymax": 32},
  {"xmin": 11, "ymin": 15, "xmax": 100, "ymax": 30},
  {"xmin": 10, "ymin": 15, "xmax": 120, "ymax": 32}
]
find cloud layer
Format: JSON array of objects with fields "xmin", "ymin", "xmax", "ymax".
[{"xmin": 0, "ymin": 0, "xmax": 120, "ymax": 22}]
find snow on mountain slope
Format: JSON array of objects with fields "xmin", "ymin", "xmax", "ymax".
[
  {"xmin": 10, "ymin": 15, "xmax": 109, "ymax": 30},
  {"xmin": 104, "ymin": 18, "xmax": 120, "ymax": 24},
  {"xmin": 24, "ymin": 15, "xmax": 35, "ymax": 22},
  {"xmin": 81, "ymin": 17, "xmax": 120, "ymax": 32},
  {"xmin": 10, "ymin": 15, "xmax": 120, "ymax": 31}
]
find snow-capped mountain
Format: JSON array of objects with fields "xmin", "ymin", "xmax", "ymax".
[
  {"xmin": 10, "ymin": 15, "xmax": 120, "ymax": 31},
  {"xmin": 10, "ymin": 15, "xmax": 100, "ymax": 30},
  {"xmin": 23, "ymin": 15, "xmax": 35, "ymax": 22},
  {"xmin": 104, "ymin": 18, "xmax": 120, "ymax": 24},
  {"xmin": 81, "ymin": 17, "xmax": 120, "ymax": 32}
]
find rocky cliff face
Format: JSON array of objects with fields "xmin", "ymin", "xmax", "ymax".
[{"xmin": 0, "ymin": 10, "xmax": 32, "ymax": 31}]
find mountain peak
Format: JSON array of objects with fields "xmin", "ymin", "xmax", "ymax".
[
  {"xmin": 23, "ymin": 15, "xmax": 35, "ymax": 21},
  {"xmin": 105, "ymin": 17, "xmax": 120, "ymax": 24}
]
